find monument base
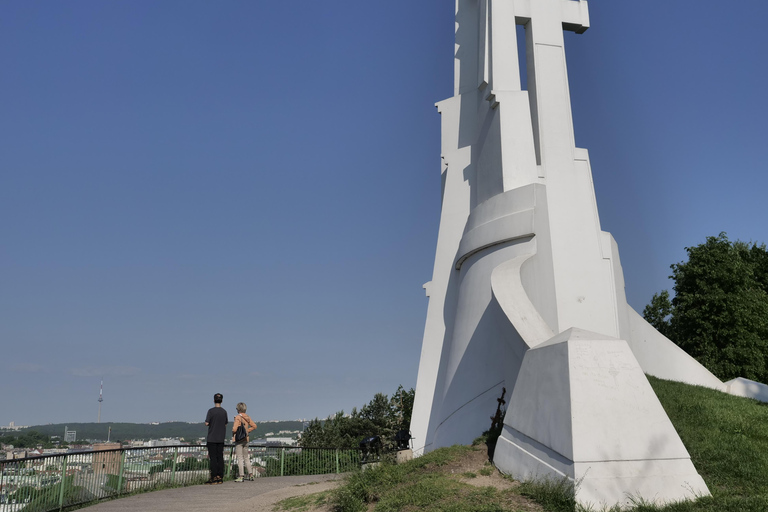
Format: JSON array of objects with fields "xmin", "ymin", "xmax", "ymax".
[
  {"xmin": 726, "ymin": 377, "xmax": 768, "ymax": 402},
  {"xmin": 396, "ymin": 449, "xmax": 413, "ymax": 464},
  {"xmin": 493, "ymin": 328, "xmax": 709, "ymax": 508},
  {"xmin": 495, "ymin": 431, "xmax": 709, "ymax": 508}
]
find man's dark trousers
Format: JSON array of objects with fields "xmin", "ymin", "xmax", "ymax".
[{"xmin": 207, "ymin": 442, "xmax": 225, "ymax": 480}]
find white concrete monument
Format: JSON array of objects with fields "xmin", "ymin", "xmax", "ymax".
[{"xmin": 410, "ymin": 0, "xmax": 757, "ymax": 507}]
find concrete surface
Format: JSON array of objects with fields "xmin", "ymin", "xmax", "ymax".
[
  {"xmin": 410, "ymin": 0, "xmax": 730, "ymax": 507},
  {"xmin": 495, "ymin": 328, "xmax": 709, "ymax": 507},
  {"xmin": 82, "ymin": 474, "xmax": 343, "ymax": 512}
]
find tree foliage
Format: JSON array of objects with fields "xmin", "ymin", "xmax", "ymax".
[
  {"xmin": 0, "ymin": 430, "xmax": 54, "ymax": 449},
  {"xmin": 299, "ymin": 385, "xmax": 415, "ymax": 450},
  {"xmin": 262, "ymin": 450, "xmax": 359, "ymax": 476},
  {"xmin": 644, "ymin": 233, "xmax": 768, "ymax": 382},
  {"xmin": 642, "ymin": 289, "xmax": 673, "ymax": 338},
  {"xmin": 146, "ymin": 457, "xmax": 208, "ymax": 475}
]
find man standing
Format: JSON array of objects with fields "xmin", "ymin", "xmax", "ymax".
[{"xmin": 204, "ymin": 393, "xmax": 228, "ymax": 484}]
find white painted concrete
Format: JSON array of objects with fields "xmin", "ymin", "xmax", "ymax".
[
  {"xmin": 624, "ymin": 307, "xmax": 726, "ymax": 391},
  {"xmin": 726, "ymin": 377, "xmax": 768, "ymax": 402},
  {"xmin": 412, "ymin": 0, "xmax": 764, "ymax": 507},
  {"xmin": 494, "ymin": 329, "xmax": 709, "ymax": 508}
]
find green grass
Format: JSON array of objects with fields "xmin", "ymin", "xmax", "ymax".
[
  {"xmin": 518, "ymin": 477, "xmax": 576, "ymax": 512},
  {"xmin": 273, "ymin": 491, "xmax": 332, "ymax": 512},
  {"xmin": 277, "ymin": 376, "xmax": 768, "ymax": 512},
  {"xmin": 643, "ymin": 376, "xmax": 768, "ymax": 512},
  {"xmin": 328, "ymin": 445, "xmax": 520, "ymax": 512},
  {"xmin": 523, "ymin": 377, "xmax": 768, "ymax": 512},
  {"xmin": 479, "ymin": 468, "xmax": 494, "ymax": 477},
  {"xmin": 517, "ymin": 377, "xmax": 768, "ymax": 512}
]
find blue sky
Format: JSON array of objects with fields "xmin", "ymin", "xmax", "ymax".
[{"xmin": 2, "ymin": 1, "xmax": 766, "ymax": 427}]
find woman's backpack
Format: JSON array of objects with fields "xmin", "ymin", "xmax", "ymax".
[{"xmin": 234, "ymin": 415, "xmax": 248, "ymax": 443}]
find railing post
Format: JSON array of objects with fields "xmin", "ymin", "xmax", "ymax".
[
  {"xmin": 336, "ymin": 449, "xmax": 340, "ymax": 474},
  {"xmin": 280, "ymin": 448, "xmax": 285, "ymax": 477},
  {"xmin": 171, "ymin": 447, "xmax": 178, "ymax": 485},
  {"xmin": 0, "ymin": 460, "xmax": 4, "ymax": 508},
  {"xmin": 117, "ymin": 450, "xmax": 126, "ymax": 495},
  {"xmin": 58, "ymin": 454, "xmax": 69, "ymax": 512}
]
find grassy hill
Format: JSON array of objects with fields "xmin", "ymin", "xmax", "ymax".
[
  {"xmin": 13, "ymin": 420, "xmax": 306, "ymax": 442},
  {"xmin": 644, "ymin": 375, "xmax": 768, "ymax": 511},
  {"xmin": 290, "ymin": 376, "xmax": 768, "ymax": 512}
]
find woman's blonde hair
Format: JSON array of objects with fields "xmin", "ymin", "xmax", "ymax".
[{"xmin": 236, "ymin": 402, "xmax": 247, "ymax": 413}]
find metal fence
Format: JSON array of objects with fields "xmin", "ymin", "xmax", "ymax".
[{"xmin": 0, "ymin": 445, "xmax": 361, "ymax": 512}]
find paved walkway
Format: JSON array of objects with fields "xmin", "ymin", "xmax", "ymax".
[{"xmin": 83, "ymin": 474, "xmax": 344, "ymax": 512}]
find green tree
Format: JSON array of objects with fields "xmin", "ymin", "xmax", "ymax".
[
  {"xmin": 0, "ymin": 430, "xmax": 55, "ymax": 449},
  {"xmin": 644, "ymin": 233, "xmax": 768, "ymax": 382},
  {"xmin": 359, "ymin": 393, "xmax": 395, "ymax": 436},
  {"xmin": 263, "ymin": 449, "xmax": 359, "ymax": 476},
  {"xmin": 12, "ymin": 485, "xmax": 37, "ymax": 502},
  {"xmin": 24, "ymin": 475, "xmax": 93, "ymax": 510},
  {"xmin": 299, "ymin": 386, "xmax": 415, "ymax": 450},
  {"xmin": 390, "ymin": 385, "xmax": 415, "ymax": 430},
  {"xmin": 148, "ymin": 460, "xmax": 174, "ymax": 475},
  {"xmin": 642, "ymin": 290, "xmax": 672, "ymax": 338}
]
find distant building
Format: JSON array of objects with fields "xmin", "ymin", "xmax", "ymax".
[
  {"xmin": 145, "ymin": 438, "xmax": 180, "ymax": 447},
  {"xmin": 42, "ymin": 448, "xmax": 68, "ymax": 455},
  {"xmin": 0, "ymin": 421, "xmax": 28, "ymax": 431},
  {"xmin": 64, "ymin": 427, "xmax": 76, "ymax": 443},
  {"xmin": 93, "ymin": 443, "xmax": 121, "ymax": 474}
]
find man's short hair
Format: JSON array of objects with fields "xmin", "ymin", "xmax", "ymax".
[{"xmin": 213, "ymin": 393, "xmax": 223, "ymax": 404}]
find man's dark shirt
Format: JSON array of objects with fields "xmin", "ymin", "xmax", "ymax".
[{"xmin": 205, "ymin": 407, "xmax": 228, "ymax": 443}]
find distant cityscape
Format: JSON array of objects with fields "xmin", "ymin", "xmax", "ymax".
[
  {"xmin": 0, "ymin": 431, "xmax": 320, "ymax": 509},
  {"xmin": 0, "ymin": 423, "xmax": 26, "ymax": 432},
  {"xmin": 0, "ymin": 420, "xmax": 309, "ymax": 461}
]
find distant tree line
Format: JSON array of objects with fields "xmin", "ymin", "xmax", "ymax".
[
  {"xmin": 0, "ymin": 430, "xmax": 55, "ymax": 449},
  {"xmin": 299, "ymin": 385, "xmax": 414, "ymax": 450},
  {"xmin": 644, "ymin": 233, "xmax": 768, "ymax": 382},
  {"xmin": 14, "ymin": 473, "xmax": 97, "ymax": 509}
]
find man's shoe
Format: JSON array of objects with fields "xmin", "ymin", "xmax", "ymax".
[{"xmin": 234, "ymin": 477, "xmax": 243, "ymax": 483}]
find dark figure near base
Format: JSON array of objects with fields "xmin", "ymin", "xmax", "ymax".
[
  {"xmin": 394, "ymin": 429, "xmax": 412, "ymax": 451},
  {"xmin": 205, "ymin": 393, "xmax": 228, "ymax": 484},
  {"xmin": 359, "ymin": 435, "xmax": 382, "ymax": 463}
]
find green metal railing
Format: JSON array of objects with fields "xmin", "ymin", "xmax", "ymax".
[{"xmin": 0, "ymin": 444, "xmax": 361, "ymax": 512}]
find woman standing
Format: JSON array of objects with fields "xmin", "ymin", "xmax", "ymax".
[{"xmin": 231, "ymin": 402, "xmax": 258, "ymax": 482}]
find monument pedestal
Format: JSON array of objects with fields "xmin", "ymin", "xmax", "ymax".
[
  {"xmin": 493, "ymin": 328, "xmax": 709, "ymax": 508},
  {"xmin": 396, "ymin": 449, "xmax": 413, "ymax": 464}
]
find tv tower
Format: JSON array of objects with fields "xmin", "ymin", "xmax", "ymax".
[{"xmin": 97, "ymin": 378, "xmax": 104, "ymax": 423}]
